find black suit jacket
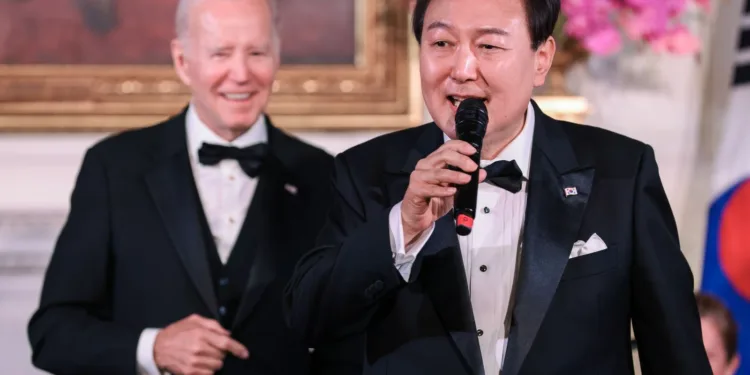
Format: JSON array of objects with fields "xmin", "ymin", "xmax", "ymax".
[
  {"xmin": 28, "ymin": 111, "xmax": 333, "ymax": 375},
  {"xmin": 284, "ymin": 101, "xmax": 712, "ymax": 375}
]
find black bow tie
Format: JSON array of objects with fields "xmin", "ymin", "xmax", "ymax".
[
  {"xmin": 198, "ymin": 142, "xmax": 269, "ymax": 178},
  {"xmin": 483, "ymin": 159, "xmax": 524, "ymax": 193}
]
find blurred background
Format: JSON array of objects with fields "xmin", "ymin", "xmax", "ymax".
[{"xmin": 0, "ymin": 0, "xmax": 748, "ymax": 374}]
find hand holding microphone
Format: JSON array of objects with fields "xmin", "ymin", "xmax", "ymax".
[
  {"xmin": 400, "ymin": 98, "xmax": 488, "ymax": 247},
  {"xmin": 452, "ymin": 98, "xmax": 488, "ymax": 235}
]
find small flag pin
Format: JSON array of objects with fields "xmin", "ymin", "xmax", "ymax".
[{"xmin": 564, "ymin": 187, "xmax": 578, "ymax": 197}]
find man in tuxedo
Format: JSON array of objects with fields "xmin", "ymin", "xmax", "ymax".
[
  {"xmin": 27, "ymin": 0, "xmax": 332, "ymax": 374},
  {"xmin": 284, "ymin": 0, "xmax": 712, "ymax": 374}
]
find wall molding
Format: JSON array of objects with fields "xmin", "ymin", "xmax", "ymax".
[{"xmin": 0, "ymin": 210, "xmax": 65, "ymax": 274}]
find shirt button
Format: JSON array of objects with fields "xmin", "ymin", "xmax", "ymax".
[
  {"xmin": 219, "ymin": 306, "xmax": 227, "ymax": 316},
  {"xmin": 229, "ymin": 175, "xmax": 235, "ymax": 181},
  {"xmin": 228, "ymin": 217, "xmax": 235, "ymax": 224},
  {"xmin": 479, "ymin": 265, "xmax": 488, "ymax": 272},
  {"xmin": 483, "ymin": 207, "xmax": 490, "ymax": 214},
  {"xmin": 477, "ymin": 329, "xmax": 484, "ymax": 337}
]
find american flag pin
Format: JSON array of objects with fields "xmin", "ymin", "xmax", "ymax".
[
  {"xmin": 284, "ymin": 183, "xmax": 298, "ymax": 195},
  {"xmin": 564, "ymin": 187, "xmax": 578, "ymax": 197}
]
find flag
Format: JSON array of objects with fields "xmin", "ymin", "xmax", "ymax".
[{"xmin": 701, "ymin": 0, "xmax": 750, "ymax": 373}]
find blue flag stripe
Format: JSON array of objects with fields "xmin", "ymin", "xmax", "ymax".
[{"xmin": 702, "ymin": 179, "xmax": 750, "ymax": 375}]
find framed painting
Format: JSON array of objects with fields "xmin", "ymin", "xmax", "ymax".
[
  {"xmin": 0, "ymin": 0, "xmax": 586, "ymax": 132},
  {"xmin": 0, "ymin": 0, "xmax": 426, "ymax": 131}
]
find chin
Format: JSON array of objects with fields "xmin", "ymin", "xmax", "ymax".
[
  {"xmin": 226, "ymin": 120, "xmax": 256, "ymax": 132},
  {"xmin": 224, "ymin": 113, "xmax": 261, "ymax": 127}
]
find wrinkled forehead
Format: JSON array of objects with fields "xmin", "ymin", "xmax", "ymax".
[
  {"xmin": 188, "ymin": 0, "xmax": 275, "ymax": 44},
  {"xmin": 189, "ymin": 0, "xmax": 274, "ymax": 34}
]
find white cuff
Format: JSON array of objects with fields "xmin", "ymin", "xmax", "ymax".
[
  {"xmin": 388, "ymin": 201, "xmax": 435, "ymax": 281},
  {"xmin": 137, "ymin": 328, "xmax": 162, "ymax": 375}
]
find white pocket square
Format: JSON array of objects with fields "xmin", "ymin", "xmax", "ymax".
[
  {"xmin": 284, "ymin": 183, "xmax": 298, "ymax": 195},
  {"xmin": 569, "ymin": 233, "xmax": 608, "ymax": 259}
]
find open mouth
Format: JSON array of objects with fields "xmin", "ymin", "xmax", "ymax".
[
  {"xmin": 221, "ymin": 92, "xmax": 254, "ymax": 102},
  {"xmin": 447, "ymin": 96, "xmax": 487, "ymax": 110}
]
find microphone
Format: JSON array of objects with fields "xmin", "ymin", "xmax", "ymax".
[{"xmin": 453, "ymin": 98, "xmax": 488, "ymax": 236}]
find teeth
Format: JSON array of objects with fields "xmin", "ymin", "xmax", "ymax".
[
  {"xmin": 449, "ymin": 96, "xmax": 486, "ymax": 106},
  {"xmin": 223, "ymin": 93, "xmax": 250, "ymax": 100}
]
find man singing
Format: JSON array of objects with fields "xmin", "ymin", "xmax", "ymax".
[{"xmin": 284, "ymin": 0, "xmax": 712, "ymax": 374}]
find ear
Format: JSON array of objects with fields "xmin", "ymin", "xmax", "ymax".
[
  {"xmin": 726, "ymin": 354, "xmax": 740, "ymax": 375},
  {"xmin": 533, "ymin": 36, "xmax": 556, "ymax": 87},
  {"xmin": 171, "ymin": 38, "xmax": 192, "ymax": 86}
]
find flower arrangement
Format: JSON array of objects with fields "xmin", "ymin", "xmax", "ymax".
[{"xmin": 559, "ymin": 0, "xmax": 711, "ymax": 56}]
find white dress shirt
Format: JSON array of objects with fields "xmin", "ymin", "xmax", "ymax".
[
  {"xmin": 136, "ymin": 105, "xmax": 268, "ymax": 375},
  {"xmin": 389, "ymin": 101, "xmax": 535, "ymax": 375}
]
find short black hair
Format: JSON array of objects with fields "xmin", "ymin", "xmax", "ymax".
[{"xmin": 411, "ymin": 0, "xmax": 560, "ymax": 50}]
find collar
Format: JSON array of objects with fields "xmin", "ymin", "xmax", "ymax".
[
  {"xmin": 185, "ymin": 103, "xmax": 268, "ymax": 163},
  {"xmin": 443, "ymin": 101, "xmax": 535, "ymax": 178}
]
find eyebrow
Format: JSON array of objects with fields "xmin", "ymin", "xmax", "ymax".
[
  {"xmin": 476, "ymin": 26, "xmax": 510, "ymax": 37},
  {"xmin": 425, "ymin": 21, "xmax": 510, "ymax": 36},
  {"xmin": 426, "ymin": 21, "xmax": 452, "ymax": 32}
]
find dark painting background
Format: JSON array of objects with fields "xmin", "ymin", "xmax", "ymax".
[{"xmin": 0, "ymin": 0, "xmax": 355, "ymax": 65}]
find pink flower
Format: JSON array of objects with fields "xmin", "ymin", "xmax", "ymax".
[
  {"xmin": 666, "ymin": 0, "xmax": 689, "ymax": 17},
  {"xmin": 621, "ymin": 0, "xmax": 652, "ymax": 9},
  {"xmin": 562, "ymin": 0, "xmax": 618, "ymax": 40},
  {"xmin": 582, "ymin": 26, "xmax": 623, "ymax": 55},
  {"xmin": 564, "ymin": 16, "xmax": 591, "ymax": 38},
  {"xmin": 650, "ymin": 26, "xmax": 702, "ymax": 54},
  {"xmin": 560, "ymin": 0, "xmax": 706, "ymax": 56},
  {"xmin": 619, "ymin": 5, "xmax": 670, "ymax": 40},
  {"xmin": 694, "ymin": 0, "xmax": 711, "ymax": 11},
  {"xmin": 621, "ymin": 0, "xmax": 687, "ymax": 15}
]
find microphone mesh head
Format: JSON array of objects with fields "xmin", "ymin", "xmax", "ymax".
[{"xmin": 455, "ymin": 98, "xmax": 488, "ymax": 138}]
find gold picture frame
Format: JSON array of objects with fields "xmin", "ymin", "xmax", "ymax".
[{"xmin": 0, "ymin": 0, "xmax": 587, "ymax": 132}]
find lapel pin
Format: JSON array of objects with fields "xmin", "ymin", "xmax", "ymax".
[
  {"xmin": 284, "ymin": 183, "xmax": 298, "ymax": 196},
  {"xmin": 564, "ymin": 187, "xmax": 578, "ymax": 197}
]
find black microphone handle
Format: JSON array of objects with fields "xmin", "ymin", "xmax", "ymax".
[{"xmin": 453, "ymin": 137, "xmax": 482, "ymax": 236}]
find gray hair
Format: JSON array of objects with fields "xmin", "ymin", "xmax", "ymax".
[{"xmin": 174, "ymin": 0, "xmax": 280, "ymax": 45}]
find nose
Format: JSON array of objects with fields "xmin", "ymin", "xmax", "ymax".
[
  {"xmin": 450, "ymin": 45, "xmax": 478, "ymax": 83},
  {"xmin": 228, "ymin": 55, "xmax": 251, "ymax": 83}
]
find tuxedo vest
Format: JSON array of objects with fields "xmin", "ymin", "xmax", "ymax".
[{"xmin": 193, "ymin": 189, "xmax": 256, "ymax": 330}]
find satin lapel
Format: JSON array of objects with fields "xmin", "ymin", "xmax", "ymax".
[
  {"xmin": 232, "ymin": 122, "xmax": 299, "ymax": 329},
  {"xmin": 421, "ymin": 215, "xmax": 483, "ymax": 375},
  {"xmin": 230, "ymin": 166, "xmax": 282, "ymax": 330},
  {"xmin": 384, "ymin": 123, "xmax": 445, "ymax": 211},
  {"xmin": 145, "ymin": 118, "xmax": 220, "ymax": 319},
  {"xmin": 501, "ymin": 103, "xmax": 595, "ymax": 375},
  {"xmin": 384, "ymin": 123, "xmax": 445, "ymax": 175},
  {"xmin": 385, "ymin": 124, "xmax": 482, "ymax": 374}
]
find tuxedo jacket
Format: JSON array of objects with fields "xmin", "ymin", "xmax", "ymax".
[
  {"xmin": 284, "ymin": 101, "xmax": 712, "ymax": 375},
  {"xmin": 27, "ymin": 111, "xmax": 333, "ymax": 375}
]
